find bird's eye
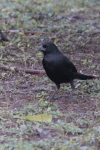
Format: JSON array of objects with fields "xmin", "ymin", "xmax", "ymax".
[{"xmin": 43, "ymin": 45, "xmax": 48, "ymax": 48}]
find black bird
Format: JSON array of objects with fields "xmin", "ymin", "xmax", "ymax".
[
  {"xmin": 0, "ymin": 29, "xmax": 9, "ymax": 42},
  {"xmin": 39, "ymin": 41, "xmax": 96, "ymax": 102}
]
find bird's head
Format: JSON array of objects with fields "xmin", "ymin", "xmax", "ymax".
[{"xmin": 39, "ymin": 41, "xmax": 59, "ymax": 55}]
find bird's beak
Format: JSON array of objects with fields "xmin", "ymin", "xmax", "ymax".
[{"xmin": 39, "ymin": 45, "xmax": 45, "ymax": 52}]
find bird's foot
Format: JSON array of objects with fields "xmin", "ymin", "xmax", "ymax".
[
  {"xmin": 54, "ymin": 96, "xmax": 62, "ymax": 100},
  {"xmin": 62, "ymin": 97, "xmax": 75, "ymax": 104},
  {"xmin": 48, "ymin": 96, "xmax": 62, "ymax": 102}
]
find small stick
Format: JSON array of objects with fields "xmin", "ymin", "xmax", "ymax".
[{"xmin": 0, "ymin": 66, "xmax": 45, "ymax": 75}]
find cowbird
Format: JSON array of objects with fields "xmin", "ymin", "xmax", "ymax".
[{"xmin": 39, "ymin": 41, "xmax": 96, "ymax": 102}]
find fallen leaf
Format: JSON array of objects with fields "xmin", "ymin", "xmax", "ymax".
[{"xmin": 22, "ymin": 113, "xmax": 52, "ymax": 122}]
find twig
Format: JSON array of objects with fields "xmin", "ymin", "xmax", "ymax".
[
  {"xmin": 24, "ymin": 31, "xmax": 47, "ymax": 35},
  {"xmin": 0, "ymin": 66, "xmax": 45, "ymax": 75},
  {"xmin": 6, "ymin": 30, "xmax": 65, "ymax": 36},
  {"xmin": 7, "ymin": 30, "xmax": 49, "ymax": 35}
]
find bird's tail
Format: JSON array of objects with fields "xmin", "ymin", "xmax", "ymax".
[{"xmin": 75, "ymin": 72, "xmax": 96, "ymax": 80}]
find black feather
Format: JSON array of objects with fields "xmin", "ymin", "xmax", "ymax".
[{"xmin": 39, "ymin": 41, "xmax": 96, "ymax": 102}]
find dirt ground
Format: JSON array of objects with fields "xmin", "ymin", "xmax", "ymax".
[{"xmin": 0, "ymin": 0, "xmax": 100, "ymax": 149}]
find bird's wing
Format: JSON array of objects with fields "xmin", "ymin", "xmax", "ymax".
[
  {"xmin": 64, "ymin": 56, "xmax": 77, "ymax": 73},
  {"xmin": 43, "ymin": 54, "xmax": 77, "ymax": 73}
]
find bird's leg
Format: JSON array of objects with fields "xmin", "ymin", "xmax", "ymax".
[
  {"xmin": 49, "ymin": 84, "xmax": 60, "ymax": 101},
  {"xmin": 69, "ymin": 80, "xmax": 75, "ymax": 101},
  {"xmin": 63, "ymin": 81, "xmax": 75, "ymax": 103}
]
